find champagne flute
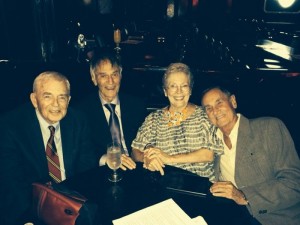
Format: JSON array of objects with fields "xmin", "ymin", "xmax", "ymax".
[
  {"xmin": 113, "ymin": 29, "xmax": 121, "ymax": 51},
  {"xmin": 106, "ymin": 142, "xmax": 122, "ymax": 182}
]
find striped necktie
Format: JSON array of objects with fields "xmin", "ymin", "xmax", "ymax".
[{"xmin": 46, "ymin": 126, "xmax": 62, "ymax": 183}]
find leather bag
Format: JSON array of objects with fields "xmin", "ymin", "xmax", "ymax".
[{"xmin": 32, "ymin": 182, "xmax": 98, "ymax": 225}]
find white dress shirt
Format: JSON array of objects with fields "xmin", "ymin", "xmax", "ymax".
[{"xmin": 99, "ymin": 95, "xmax": 128, "ymax": 166}]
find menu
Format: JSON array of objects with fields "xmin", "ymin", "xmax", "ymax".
[{"xmin": 112, "ymin": 198, "xmax": 207, "ymax": 225}]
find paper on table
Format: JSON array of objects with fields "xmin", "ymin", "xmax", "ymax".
[
  {"xmin": 192, "ymin": 216, "xmax": 208, "ymax": 225},
  {"xmin": 112, "ymin": 198, "xmax": 205, "ymax": 225}
]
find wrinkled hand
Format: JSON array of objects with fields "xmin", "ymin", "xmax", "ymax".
[
  {"xmin": 143, "ymin": 148, "xmax": 166, "ymax": 175},
  {"xmin": 144, "ymin": 148, "xmax": 171, "ymax": 164},
  {"xmin": 210, "ymin": 181, "xmax": 248, "ymax": 205},
  {"xmin": 120, "ymin": 154, "xmax": 136, "ymax": 171}
]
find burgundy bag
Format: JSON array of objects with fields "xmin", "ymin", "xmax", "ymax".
[{"xmin": 32, "ymin": 182, "xmax": 97, "ymax": 225}]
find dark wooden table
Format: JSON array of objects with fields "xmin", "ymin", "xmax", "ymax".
[{"xmin": 64, "ymin": 163, "xmax": 255, "ymax": 225}]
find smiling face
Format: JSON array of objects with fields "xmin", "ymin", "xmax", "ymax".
[
  {"xmin": 30, "ymin": 77, "xmax": 71, "ymax": 124},
  {"xmin": 164, "ymin": 72, "xmax": 191, "ymax": 112},
  {"xmin": 91, "ymin": 60, "xmax": 121, "ymax": 102},
  {"xmin": 201, "ymin": 88, "xmax": 238, "ymax": 134}
]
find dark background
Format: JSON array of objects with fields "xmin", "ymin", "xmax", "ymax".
[{"xmin": 0, "ymin": 0, "xmax": 299, "ymax": 153}]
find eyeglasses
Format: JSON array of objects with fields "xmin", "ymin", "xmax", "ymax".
[{"xmin": 167, "ymin": 84, "xmax": 190, "ymax": 92}]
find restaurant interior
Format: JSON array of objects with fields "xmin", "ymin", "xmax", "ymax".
[{"xmin": 0, "ymin": 0, "xmax": 299, "ymax": 154}]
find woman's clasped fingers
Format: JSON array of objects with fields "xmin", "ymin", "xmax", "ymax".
[{"xmin": 148, "ymin": 159, "xmax": 165, "ymax": 176}]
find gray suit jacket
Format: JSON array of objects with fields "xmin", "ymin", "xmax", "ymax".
[{"xmin": 214, "ymin": 114, "xmax": 300, "ymax": 225}]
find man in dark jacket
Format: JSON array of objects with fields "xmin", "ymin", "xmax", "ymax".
[
  {"xmin": 76, "ymin": 50, "xmax": 147, "ymax": 170},
  {"xmin": 0, "ymin": 71, "xmax": 98, "ymax": 225}
]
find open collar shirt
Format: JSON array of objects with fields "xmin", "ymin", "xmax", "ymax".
[{"xmin": 216, "ymin": 113, "xmax": 241, "ymax": 187}]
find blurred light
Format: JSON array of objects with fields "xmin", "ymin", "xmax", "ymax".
[
  {"xmin": 283, "ymin": 72, "xmax": 300, "ymax": 77},
  {"xmin": 166, "ymin": 1, "xmax": 175, "ymax": 19},
  {"xmin": 278, "ymin": 0, "xmax": 295, "ymax": 8},
  {"xmin": 82, "ymin": 0, "xmax": 92, "ymax": 5},
  {"xmin": 263, "ymin": 58, "xmax": 284, "ymax": 70},
  {"xmin": 257, "ymin": 67, "xmax": 288, "ymax": 71},
  {"xmin": 265, "ymin": 64, "xmax": 282, "ymax": 68},
  {"xmin": 264, "ymin": 0, "xmax": 300, "ymax": 13},
  {"xmin": 264, "ymin": 59, "xmax": 280, "ymax": 63},
  {"xmin": 256, "ymin": 40, "xmax": 292, "ymax": 60}
]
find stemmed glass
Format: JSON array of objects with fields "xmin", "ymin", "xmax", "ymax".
[
  {"xmin": 113, "ymin": 29, "xmax": 121, "ymax": 53},
  {"xmin": 106, "ymin": 142, "xmax": 122, "ymax": 182}
]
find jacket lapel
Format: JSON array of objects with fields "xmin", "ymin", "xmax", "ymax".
[
  {"xmin": 234, "ymin": 115, "xmax": 254, "ymax": 186},
  {"xmin": 91, "ymin": 92, "xmax": 111, "ymax": 144},
  {"xmin": 26, "ymin": 109, "xmax": 49, "ymax": 178},
  {"xmin": 60, "ymin": 113, "xmax": 73, "ymax": 178}
]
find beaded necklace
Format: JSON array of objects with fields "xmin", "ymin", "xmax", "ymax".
[{"xmin": 165, "ymin": 106, "xmax": 188, "ymax": 127}]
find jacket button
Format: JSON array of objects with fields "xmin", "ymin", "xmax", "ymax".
[{"xmin": 258, "ymin": 209, "xmax": 267, "ymax": 214}]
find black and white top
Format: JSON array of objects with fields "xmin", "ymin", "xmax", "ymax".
[{"xmin": 132, "ymin": 105, "xmax": 224, "ymax": 180}]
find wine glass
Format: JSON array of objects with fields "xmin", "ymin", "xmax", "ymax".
[
  {"xmin": 113, "ymin": 29, "xmax": 121, "ymax": 51},
  {"xmin": 106, "ymin": 142, "xmax": 122, "ymax": 182}
]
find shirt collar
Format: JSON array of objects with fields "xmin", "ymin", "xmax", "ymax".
[
  {"xmin": 35, "ymin": 109, "xmax": 60, "ymax": 134},
  {"xmin": 216, "ymin": 113, "xmax": 241, "ymax": 140},
  {"xmin": 99, "ymin": 93, "xmax": 120, "ymax": 106}
]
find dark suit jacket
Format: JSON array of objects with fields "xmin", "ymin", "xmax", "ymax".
[
  {"xmin": 76, "ymin": 91, "xmax": 147, "ymax": 158},
  {"xmin": 0, "ymin": 103, "xmax": 98, "ymax": 225},
  {"xmin": 214, "ymin": 114, "xmax": 300, "ymax": 225}
]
